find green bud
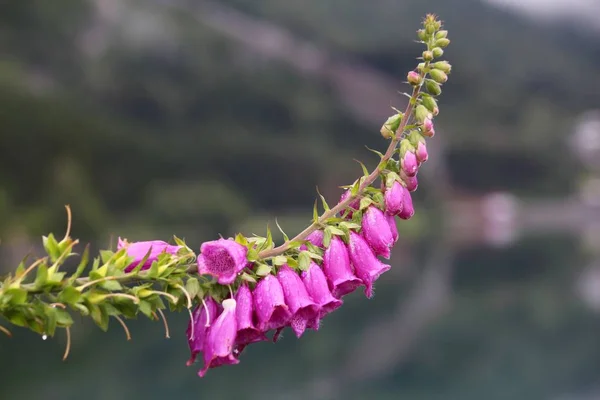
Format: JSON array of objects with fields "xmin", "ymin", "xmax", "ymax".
[
  {"xmin": 426, "ymin": 79, "xmax": 442, "ymax": 96},
  {"xmin": 434, "ymin": 20, "xmax": 442, "ymax": 30},
  {"xmin": 433, "ymin": 61, "xmax": 452, "ymax": 73},
  {"xmin": 435, "ymin": 38, "xmax": 450, "ymax": 48},
  {"xmin": 435, "ymin": 30, "xmax": 448, "ymax": 39},
  {"xmin": 380, "ymin": 113, "xmax": 402, "ymax": 139},
  {"xmin": 399, "ymin": 138, "xmax": 415, "ymax": 157},
  {"xmin": 429, "ymin": 69, "xmax": 448, "ymax": 83},
  {"xmin": 422, "ymin": 50, "xmax": 433, "ymax": 61},
  {"xmin": 421, "ymin": 95, "xmax": 439, "ymax": 116},
  {"xmin": 414, "ymin": 105, "xmax": 431, "ymax": 123},
  {"xmin": 426, "ymin": 23, "xmax": 435, "ymax": 34},
  {"xmin": 432, "ymin": 47, "xmax": 444, "ymax": 58},
  {"xmin": 417, "ymin": 29, "xmax": 428, "ymax": 41},
  {"xmin": 407, "ymin": 130, "xmax": 424, "ymax": 147},
  {"xmin": 417, "ymin": 63, "xmax": 427, "ymax": 73}
]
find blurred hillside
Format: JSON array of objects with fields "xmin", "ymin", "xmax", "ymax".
[{"xmin": 1, "ymin": 1, "xmax": 600, "ymax": 399}]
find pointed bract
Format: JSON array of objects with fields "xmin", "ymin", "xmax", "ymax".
[
  {"xmin": 362, "ymin": 206, "xmax": 394, "ymax": 259},
  {"xmin": 186, "ymin": 297, "xmax": 218, "ymax": 366},
  {"xmin": 198, "ymin": 299, "xmax": 239, "ymax": 377},
  {"xmin": 348, "ymin": 231, "xmax": 391, "ymax": 299},
  {"xmin": 276, "ymin": 265, "xmax": 320, "ymax": 338},
  {"xmin": 197, "ymin": 238, "xmax": 248, "ymax": 285},
  {"xmin": 234, "ymin": 284, "xmax": 268, "ymax": 352},
  {"xmin": 118, "ymin": 238, "xmax": 181, "ymax": 272},
  {"xmin": 301, "ymin": 262, "xmax": 343, "ymax": 330},
  {"xmin": 253, "ymin": 274, "xmax": 291, "ymax": 333},
  {"xmin": 323, "ymin": 236, "xmax": 363, "ymax": 298},
  {"xmin": 384, "ymin": 180, "xmax": 404, "ymax": 215},
  {"xmin": 339, "ymin": 190, "xmax": 360, "ymax": 218}
]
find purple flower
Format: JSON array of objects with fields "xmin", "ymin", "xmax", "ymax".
[
  {"xmin": 118, "ymin": 238, "xmax": 181, "ymax": 272},
  {"xmin": 234, "ymin": 284, "xmax": 268, "ymax": 353},
  {"xmin": 198, "ymin": 299, "xmax": 239, "ymax": 377},
  {"xmin": 398, "ymin": 186, "xmax": 415, "ymax": 220},
  {"xmin": 299, "ymin": 230, "xmax": 324, "ymax": 251},
  {"xmin": 362, "ymin": 206, "xmax": 394, "ymax": 259},
  {"xmin": 323, "ymin": 236, "xmax": 363, "ymax": 298},
  {"xmin": 301, "ymin": 262, "xmax": 343, "ymax": 330},
  {"xmin": 422, "ymin": 117, "xmax": 435, "ymax": 137},
  {"xmin": 401, "ymin": 150, "xmax": 419, "ymax": 177},
  {"xmin": 401, "ymin": 171, "xmax": 419, "ymax": 192},
  {"xmin": 348, "ymin": 231, "xmax": 391, "ymax": 299},
  {"xmin": 253, "ymin": 274, "xmax": 291, "ymax": 333},
  {"xmin": 416, "ymin": 141, "xmax": 428, "ymax": 163},
  {"xmin": 186, "ymin": 297, "xmax": 218, "ymax": 367},
  {"xmin": 384, "ymin": 180, "xmax": 404, "ymax": 216},
  {"xmin": 197, "ymin": 238, "xmax": 248, "ymax": 285},
  {"xmin": 276, "ymin": 265, "xmax": 320, "ymax": 338},
  {"xmin": 386, "ymin": 214, "xmax": 399, "ymax": 244},
  {"xmin": 339, "ymin": 190, "xmax": 360, "ymax": 218}
]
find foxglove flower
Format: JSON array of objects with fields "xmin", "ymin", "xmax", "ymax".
[
  {"xmin": 118, "ymin": 238, "xmax": 181, "ymax": 272},
  {"xmin": 275, "ymin": 265, "xmax": 320, "ymax": 338},
  {"xmin": 348, "ymin": 231, "xmax": 391, "ymax": 298},
  {"xmin": 299, "ymin": 230, "xmax": 324, "ymax": 251},
  {"xmin": 422, "ymin": 117, "xmax": 435, "ymax": 137},
  {"xmin": 400, "ymin": 171, "xmax": 419, "ymax": 192},
  {"xmin": 362, "ymin": 206, "xmax": 394, "ymax": 259},
  {"xmin": 197, "ymin": 238, "xmax": 248, "ymax": 285},
  {"xmin": 416, "ymin": 141, "xmax": 428, "ymax": 163},
  {"xmin": 401, "ymin": 150, "xmax": 419, "ymax": 177},
  {"xmin": 253, "ymin": 274, "xmax": 291, "ymax": 333},
  {"xmin": 301, "ymin": 262, "xmax": 343, "ymax": 330},
  {"xmin": 386, "ymin": 214, "xmax": 399, "ymax": 244},
  {"xmin": 339, "ymin": 190, "xmax": 360, "ymax": 218},
  {"xmin": 198, "ymin": 299, "xmax": 239, "ymax": 377},
  {"xmin": 323, "ymin": 236, "xmax": 362, "ymax": 298},
  {"xmin": 234, "ymin": 284, "xmax": 268, "ymax": 353},
  {"xmin": 384, "ymin": 180, "xmax": 404, "ymax": 215},
  {"xmin": 398, "ymin": 186, "xmax": 415, "ymax": 220},
  {"xmin": 186, "ymin": 297, "xmax": 218, "ymax": 366}
]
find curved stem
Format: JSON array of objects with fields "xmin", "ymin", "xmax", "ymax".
[{"xmin": 258, "ymin": 85, "xmax": 422, "ymax": 259}]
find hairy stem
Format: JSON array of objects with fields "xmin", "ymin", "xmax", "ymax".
[{"xmin": 258, "ymin": 84, "xmax": 422, "ymax": 259}]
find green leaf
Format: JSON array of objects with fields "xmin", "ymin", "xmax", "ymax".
[
  {"xmin": 6, "ymin": 288, "xmax": 28, "ymax": 305},
  {"xmin": 100, "ymin": 280, "xmax": 123, "ymax": 291},
  {"xmin": 234, "ymin": 233, "xmax": 248, "ymax": 246},
  {"xmin": 365, "ymin": 146, "xmax": 385, "ymax": 158},
  {"xmin": 313, "ymin": 200, "xmax": 319, "ymax": 223},
  {"xmin": 45, "ymin": 307, "xmax": 58, "ymax": 336},
  {"xmin": 305, "ymin": 251, "xmax": 323, "ymax": 261},
  {"xmin": 265, "ymin": 226, "xmax": 274, "ymax": 250},
  {"xmin": 90, "ymin": 304, "xmax": 109, "ymax": 331},
  {"xmin": 138, "ymin": 301, "xmax": 153, "ymax": 318},
  {"xmin": 58, "ymin": 286, "xmax": 81, "ymax": 305},
  {"xmin": 255, "ymin": 264, "xmax": 272, "ymax": 277},
  {"xmin": 185, "ymin": 278, "xmax": 201, "ymax": 299},
  {"xmin": 131, "ymin": 246, "xmax": 153, "ymax": 274},
  {"xmin": 247, "ymin": 248, "xmax": 259, "ymax": 262},
  {"xmin": 69, "ymin": 245, "xmax": 90, "ymax": 283},
  {"xmin": 272, "ymin": 255, "xmax": 287, "ymax": 266},
  {"xmin": 99, "ymin": 250, "xmax": 114, "ymax": 264},
  {"xmin": 340, "ymin": 221, "xmax": 361, "ymax": 230},
  {"xmin": 55, "ymin": 309, "xmax": 73, "ymax": 326},
  {"xmin": 359, "ymin": 197, "xmax": 374, "ymax": 210},
  {"xmin": 34, "ymin": 264, "xmax": 48, "ymax": 289},
  {"xmin": 287, "ymin": 240, "xmax": 304, "ymax": 250},
  {"xmin": 173, "ymin": 235, "xmax": 187, "ymax": 247},
  {"xmin": 43, "ymin": 234, "xmax": 61, "ymax": 262},
  {"xmin": 298, "ymin": 252, "xmax": 311, "ymax": 271},
  {"xmin": 147, "ymin": 260, "xmax": 159, "ymax": 278},
  {"xmin": 350, "ymin": 179, "xmax": 361, "ymax": 196},
  {"xmin": 286, "ymin": 256, "xmax": 299, "ymax": 268},
  {"xmin": 8, "ymin": 312, "xmax": 27, "ymax": 327},
  {"xmin": 329, "ymin": 226, "xmax": 345, "ymax": 236}
]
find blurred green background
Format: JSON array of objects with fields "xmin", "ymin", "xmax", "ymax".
[{"xmin": 1, "ymin": 0, "xmax": 600, "ymax": 399}]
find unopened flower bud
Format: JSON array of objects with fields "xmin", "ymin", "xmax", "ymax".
[
  {"xmin": 426, "ymin": 80, "xmax": 442, "ymax": 96},
  {"xmin": 435, "ymin": 30, "xmax": 448, "ymax": 39},
  {"xmin": 435, "ymin": 38, "xmax": 450, "ymax": 48},
  {"xmin": 400, "ymin": 170, "xmax": 419, "ymax": 192},
  {"xmin": 417, "ymin": 63, "xmax": 427, "ymax": 73},
  {"xmin": 422, "ymin": 51, "xmax": 433, "ymax": 61},
  {"xmin": 429, "ymin": 69, "xmax": 448, "ymax": 84},
  {"xmin": 432, "ymin": 47, "xmax": 444, "ymax": 58},
  {"xmin": 433, "ymin": 61, "xmax": 452, "ymax": 73},
  {"xmin": 401, "ymin": 149, "xmax": 419, "ymax": 177},
  {"xmin": 416, "ymin": 141, "xmax": 428, "ymax": 163},
  {"xmin": 425, "ymin": 23, "xmax": 435, "ymax": 34},
  {"xmin": 422, "ymin": 117, "xmax": 435, "ymax": 137},
  {"xmin": 407, "ymin": 71, "xmax": 422, "ymax": 86},
  {"xmin": 421, "ymin": 96, "xmax": 439, "ymax": 116},
  {"xmin": 417, "ymin": 29, "xmax": 427, "ymax": 41},
  {"xmin": 415, "ymin": 105, "xmax": 431, "ymax": 123},
  {"xmin": 380, "ymin": 113, "xmax": 402, "ymax": 139},
  {"xmin": 398, "ymin": 186, "xmax": 415, "ymax": 220}
]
